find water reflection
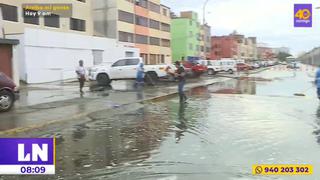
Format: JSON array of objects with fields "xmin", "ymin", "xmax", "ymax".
[
  {"xmin": 175, "ymin": 102, "xmax": 188, "ymax": 143},
  {"xmin": 50, "ymin": 104, "xmax": 172, "ymax": 178},
  {"xmin": 208, "ymin": 78, "xmax": 256, "ymax": 95}
]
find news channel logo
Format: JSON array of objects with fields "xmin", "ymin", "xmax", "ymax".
[
  {"xmin": 294, "ymin": 4, "xmax": 312, "ymax": 27},
  {"xmin": 0, "ymin": 138, "xmax": 55, "ymax": 175}
]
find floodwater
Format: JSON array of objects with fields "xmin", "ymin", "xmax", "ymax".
[{"xmin": 4, "ymin": 66, "xmax": 320, "ymax": 180}]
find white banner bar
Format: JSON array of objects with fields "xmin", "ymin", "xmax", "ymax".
[{"xmin": 0, "ymin": 165, "xmax": 55, "ymax": 175}]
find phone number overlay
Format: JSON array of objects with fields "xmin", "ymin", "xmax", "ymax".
[{"xmin": 252, "ymin": 165, "xmax": 313, "ymax": 175}]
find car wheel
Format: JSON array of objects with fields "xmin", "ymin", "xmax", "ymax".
[
  {"xmin": 228, "ymin": 69, "xmax": 234, "ymax": 74},
  {"xmin": 145, "ymin": 72, "xmax": 159, "ymax": 86},
  {"xmin": 208, "ymin": 69, "xmax": 215, "ymax": 75},
  {"xmin": 0, "ymin": 90, "xmax": 14, "ymax": 112},
  {"xmin": 97, "ymin": 73, "xmax": 111, "ymax": 86}
]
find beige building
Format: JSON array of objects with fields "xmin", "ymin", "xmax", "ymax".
[
  {"xmin": 92, "ymin": 0, "xmax": 172, "ymax": 64},
  {"xmin": 0, "ymin": 0, "xmax": 93, "ymax": 36},
  {"xmin": 199, "ymin": 24, "xmax": 211, "ymax": 59},
  {"xmin": 0, "ymin": 0, "xmax": 140, "ymax": 84},
  {"xmin": 229, "ymin": 32, "xmax": 257, "ymax": 61}
]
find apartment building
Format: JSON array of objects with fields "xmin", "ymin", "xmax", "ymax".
[
  {"xmin": 211, "ymin": 32, "xmax": 257, "ymax": 61},
  {"xmin": 92, "ymin": 0, "xmax": 172, "ymax": 65},
  {"xmin": 0, "ymin": 0, "xmax": 139, "ymax": 84},
  {"xmin": 257, "ymin": 46, "xmax": 274, "ymax": 60},
  {"xmin": 0, "ymin": 0, "xmax": 93, "ymax": 35},
  {"xmin": 200, "ymin": 24, "xmax": 211, "ymax": 59},
  {"xmin": 171, "ymin": 11, "xmax": 202, "ymax": 61}
]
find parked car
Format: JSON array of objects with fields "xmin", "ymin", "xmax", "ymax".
[
  {"xmin": 217, "ymin": 59, "xmax": 237, "ymax": 74},
  {"xmin": 260, "ymin": 61, "xmax": 269, "ymax": 67},
  {"xmin": 182, "ymin": 60, "xmax": 208, "ymax": 77},
  {"xmin": 287, "ymin": 62, "xmax": 300, "ymax": 69},
  {"xmin": 0, "ymin": 72, "xmax": 18, "ymax": 112},
  {"xmin": 236, "ymin": 63, "xmax": 252, "ymax": 71},
  {"xmin": 89, "ymin": 57, "xmax": 168, "ymax": 85},
  {"xmin": 267, "ymin": 60, "xmax": 276, "ymax": 66},
  {"xmin": 199, "ymin": 60, "xmax": 221, "ymax": 75},
  {"xmin": 251, "ymin": 62, "xmax": 261, "ymax": 69}
]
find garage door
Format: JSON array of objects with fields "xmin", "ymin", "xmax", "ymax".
[{"xmin": 0, "ymin": 44, "xmax": 12, "ymax": 78}]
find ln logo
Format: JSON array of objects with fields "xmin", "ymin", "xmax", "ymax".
[
  {"xmin": 18, "ymin": 144, "xmax": 48, "ymax": 162},
  {"xmin": 294, "ymin": 4, "xmax": 312, "ymax": 27}
]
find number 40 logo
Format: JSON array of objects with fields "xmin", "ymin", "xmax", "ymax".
[
  {"xmin": 294, "ymin": 4, "xmax": 312, "ymax": 27},
  {"xmin": 295, "ymin": 9, "xmax": 311, "ymax": 20}
]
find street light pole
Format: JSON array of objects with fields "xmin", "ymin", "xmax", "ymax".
[{"xmin": 203, "ymin": 0, "xmax": 210, "ymax": 24}]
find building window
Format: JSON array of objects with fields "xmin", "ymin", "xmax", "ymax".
[
  {"xmin": 23, "ymin": 9, "xmax": 39, "ymax": 25},
  {"xmin": 161, "ymin": 39, "xmax": 170, "ymax": 47},
  {"xmin": 118, "ymin": 10, "xmax": 134, "ymax": 24},
  {"xmin": 141, "ymin": 53, "xmax": 148, "ymax": 64},
  {"xmin": 161, "ymin": 23, "xmax": 170, "ymax": 32},
  {"xmin": 149, "ymin": 54, "xmax": 157, "ymax": 65},
  {"xmin": 197, "ymin": 33, "xmax": 201, "ymax": 41},
  {"xmin": 196, "ymin": 45, "xmax": 200, "ymax": 51},
  {"xmin": 189, "ymin": 31, "xmax": 193, "ymax": 37},
  {"xmin": 162, "ymin": 8, "xmax": 168, "ymax": 16},
  {"xmin": 0, "ymin": 4, "xmax": 18, "ymax": 22},
  {"xmin": 161, "ymin": 55, "xmax": 165, "ymax": 63},
  {"xmin": 70, "ymin": 18, "xmax": 86, "ymax": 31},
  {"xmin": 119, "ymin": 31, "xmax": 134, "ymax": 43},
  {"xmin": 189, "ymin": 20, "xmax": 192, "ymax": 26},
  {"xmin": 189, "ymin": 43, "xmax": 193, "ymax": 50},
  {"xmin": 77, "ymin": 0, "xmax": 86, "ymax": 2},
  {"xmin": 201, "ymin": 46, "xmax": 204, "ymax": 52},
  {"xmin": 135, "ymin": 15, "xmax": 148, "ymax": 27},
  {"xmin": 149, "ymin": 37, "xmax": 160, "ymax": 46},
  {"xmin": 206, "ymin": 47, "xmax": 210, "ymax": 53},
  {"xmin": 44, "ymin": 14, "xmax": 60, "ymax": 28},
  {"xmin": 149, "ymin": 1, "xmax": 160, "ymax": 13},
  {"xmin": 135, "ymin": 34, "xmax": 148, "ymax": 44},
  {"xmin": 149, "ymin": 19, "xmax": 160, "ymax": 29},
  {"xmin": 135, "ymin": 0, "xmax": 148, "ymax": 8}
]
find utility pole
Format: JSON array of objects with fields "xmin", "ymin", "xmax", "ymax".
[{"xmin": 203, "ymin": 0, "xmax": 210, "ymax": 24}]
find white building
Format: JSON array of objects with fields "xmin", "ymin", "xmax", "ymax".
[
  {"xmin": 0, "ymin": 1, "xmax": 139, "ymax": 84},
  {"xmin": 7, "ymin": 28, "xmax": 139, "ymax": 84}
]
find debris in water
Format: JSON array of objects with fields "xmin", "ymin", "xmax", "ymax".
[
  {"xmin": 83, "ymin": 164, "xmax": 92, "ymax": 168},
  {"xmin": 294, "ymin": 93, "xmax": 306, "ymax": 96}
]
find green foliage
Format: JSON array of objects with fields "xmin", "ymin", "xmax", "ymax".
[{"xmin": 277, "ymin": 52, "xmax": 292, "ymax": 61}]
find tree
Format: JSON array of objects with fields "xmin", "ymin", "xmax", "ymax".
[{"xmin": 277, "ymin": 52, "xmax": 292, "ymax": 61}]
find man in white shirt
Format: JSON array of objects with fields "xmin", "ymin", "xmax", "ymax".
[{"xmin": 76, "ymin": 60, "xmax": 86, "ymax": 94}]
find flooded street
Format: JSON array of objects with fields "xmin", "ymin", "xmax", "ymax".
[{"xmin": 3, "ymin": 66, "xmax": 320, "ymax": 180}]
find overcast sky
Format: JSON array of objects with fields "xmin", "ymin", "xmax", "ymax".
[{"xmin": 162, "ymin": 0, "xmax": 320, "ymax": 56}]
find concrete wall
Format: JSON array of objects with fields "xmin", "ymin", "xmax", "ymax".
[
  {"xmin": 299, "ymin": 47, "xmax": 320, "ymax": 66},
  {"xmin": 7, "ymin": 28, "xmax": 139, "ymax": 84}
]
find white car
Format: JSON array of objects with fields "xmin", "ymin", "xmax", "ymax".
[
  {"xmin": 217, "ymin": 59, "xmax": 237, "ymax": 74},
  {"xmin": 199, "ymin": 60, "xmax": 222, "ymax": 75},
  {"xmin": 89, "ymin": 57, "xmax": 168, "ymax": 85}
]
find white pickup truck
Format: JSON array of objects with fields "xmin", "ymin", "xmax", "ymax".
[{"xmin": 89, "ymin": 57, "xmax": 168, "ymax": 85}]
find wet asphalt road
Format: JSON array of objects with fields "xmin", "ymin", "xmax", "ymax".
[{"xmin": 2, "ymin": 65, "xmax": 320, "ymax": 180}]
